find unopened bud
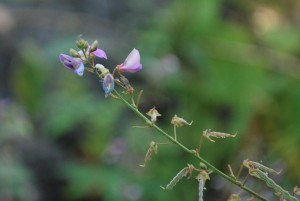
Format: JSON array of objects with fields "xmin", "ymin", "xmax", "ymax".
[
  {"xmin": 95, "ymin": 64, "xmax": 109, "ymax": 75},
  {"xmin": 76, "ymin": 38, "xmax": 88, "ymax": 49},
  {"xmin": 70, "ymin": 48, "xmax": 80, "ymax": 57},
  {"xmin": 199, "ymin": 163, "xmax": 207, "ymax": 170},
  {"xmin": 90, "ymin": 40, "xmax": 98, "ymax": 53}
]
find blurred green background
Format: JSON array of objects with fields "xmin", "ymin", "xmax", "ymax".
[{"xmin": 0, "ymin": 0, "xmax": 300, "ymax": 200}]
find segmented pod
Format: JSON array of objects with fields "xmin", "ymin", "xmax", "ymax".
[{"xmin": 163, "ymin": 167, "xmax": 189, "ymax": 190}]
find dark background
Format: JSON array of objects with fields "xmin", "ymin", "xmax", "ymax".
[{"xmin": 0, "ymin": 0, "xmax": 300, "ymax": 200}]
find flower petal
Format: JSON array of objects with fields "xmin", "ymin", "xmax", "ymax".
[
  {"xmin": 123, "ymin": 48, "xmax": 140, "ymax": 68},
  {"xmin": 73, "ymin": 61, "xmax": 84, "ymax": 76},
  {"xmin": 59, "ymin": 54, "xmax": 76, "ymax": 69},
  {"xmin": 90, "ymin": 48, "xmax": 107, "ymax": 59},
  {"xmin": 118, "ymin": 48, "xmax": 142, "ymax": 73},
  {"xmin": 102, "ymin": 74, "xmax": 115, "ymax": 97},
  {"xmin": 59, "ymin": 53, "xmax": 84, "ymax": 76}
]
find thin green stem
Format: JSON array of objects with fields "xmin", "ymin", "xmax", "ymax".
[
  {"xmin": 89, "ymin": 59, "xmax": 266, "ymax": 201},
  {"xmin": 114, "ymin": 90, "xmax": 267, "ymax": 201}
]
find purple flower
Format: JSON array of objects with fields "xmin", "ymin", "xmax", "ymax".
[
  {"xmin": 78, "ymin": 47, "xmax": 107, "ymax": 61},
  {"xmin": 59, "ymin": 54, "xmax": 84, "ymax": 76},
  {"xmin": 118, "ymin": 48, "xmax": 142, "ymax": 73},
  {"xmin": 102, "ymin": 73, "xmax": 115, "ymax": 98},
  {"xmin": 90, "ymin": 48, "xmax": 107, "ymax": 59}
]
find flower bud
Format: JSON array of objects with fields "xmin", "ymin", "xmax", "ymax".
[
  {"xmin": 90, "ymin": 40, "xmax": 98, "ymax": 53},
  {"xmin": 76, "ymin": 38, "xmax": 88, "ymax": 49},
  {"xmin": 95, "ymin": 64, "xmax": 109, "ymax": 76},
  {"xmin": 69, "ymin": 48, "xmax": 80, "ymax": 58}
]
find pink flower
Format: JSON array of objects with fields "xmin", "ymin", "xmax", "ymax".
[
  {"xmin": 118, "ymin": 48, "xmax": 142, "ymax": 73},
  {"xmin": 78, "ymin": 47, "xmax": 107, "ymax": 61},
  {"xmin": 90, "ymin": 47, "xmax": 107, "ymax": 59},
  {"xmin": 59, "ymin": 54, "xmax": 84, "ymax": 76}
]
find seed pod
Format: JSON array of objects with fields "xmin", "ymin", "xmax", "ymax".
[
  {"xmin": 162, "ymin": 167, "xmax": 190, "ymax": 190},
  {"xmin": 250, "ymin": 161, "xmax": 281, "ymax": 175},
  {"xmin": 243, "ymin": 160, "xmax": 281, "ymax": 175},
  {"xmin": 196, "ymin": 170, "xmax": 210, "ymax": 201},
  {"xmin": 198, "ymin": 178, "xmax": 205, "ymax": 201},
  {"xmin": 120, "ymin": 76, "xmax": 134, "ymax": 95},
  {"xmin": 171, "ymin": 115, "xmax": 193, "ymax": 127},
  {"xmin": 249, "ymin": 169, "xmax": 298, "ymax": 201},
  {"xmin": 140, "ymin": 141, "xmax": 158, "ymax": 167},
  {"xmin": 203, "ymin": 129, "xmax": 236, "ymax": 143}
]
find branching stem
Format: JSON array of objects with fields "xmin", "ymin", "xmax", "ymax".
[
  {"xmin": 92, "ymin": 65, "xmax": 267, "ymax": 201},
  {"xmin": 113, "ymin": 90, "xmax": 267, "ymax": 201}
]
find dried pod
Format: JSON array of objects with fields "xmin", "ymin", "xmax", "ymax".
[
  {"xmin": 161, "ymin": 166, "xmax": 190, "ymax": 190},
  {"xmin": 146, "ymin": 107, "xmax": 161, "ymax": 123},
  {"xmin": 198, "ymin": 178, "xmax": 205, "ymax": 201},
  {"xmin": 120, "ymin": 75, "xmax": 134, "ymax": 94},
  {"xmin": 186, "ymin": 164, "xmax": 196, "ymax": 179},
  {"xmin": 249, "ymin": 169, "xmax": 298, "ymax": 201},
  {"xmin": 140, "ymin": 141, "xmax": 158, "ymax": 167},
  {"xmin": 196, "ymin": 170, "xmax": 210, "ymax": 201},
  {"xmin": 171, "ymin": 115, "xmax": 193, "ymax": 127},
  {"xmin": 243, "ymin": 160, "xmax": 281, "ymax": 175},
  {"xmin": 202, "ymin": 129, "xmax": 236, "ymax": 143}
]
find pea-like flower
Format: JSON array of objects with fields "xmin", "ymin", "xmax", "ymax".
[
  {"xmin": 78, "ymin": 47, "xmax": 107, "ymax": 61},
  {"xmin": 102, "ymin": 73, "xmax": 115, "ymax": 98},
  {"xmin": 117, "ymin": 48, "xmax": 142, "ymax": 73},
  {"xmin": 90, "ymin": 48, "xmax": 107, "ymax": 59},
  {"xmin": 59, "ymin": 54, "xmax": 84, "ymax": 76}
]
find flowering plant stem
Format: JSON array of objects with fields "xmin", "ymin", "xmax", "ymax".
[{"xmin": 112, "ymin": 89, "xmax": 267, "ymax": 201}]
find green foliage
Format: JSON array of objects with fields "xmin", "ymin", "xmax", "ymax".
[{"xmin": 2, "ymin": 0, "xmax": 300, "ymax": 200}]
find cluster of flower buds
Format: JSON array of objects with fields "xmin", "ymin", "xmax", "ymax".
[
  {"xmin": 59, "ymin": 38, "xmax": 142, "ymax": 97},
  {"xmin": 59, "ymin": 39, "xmax": 107, "ymax": 76}
]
